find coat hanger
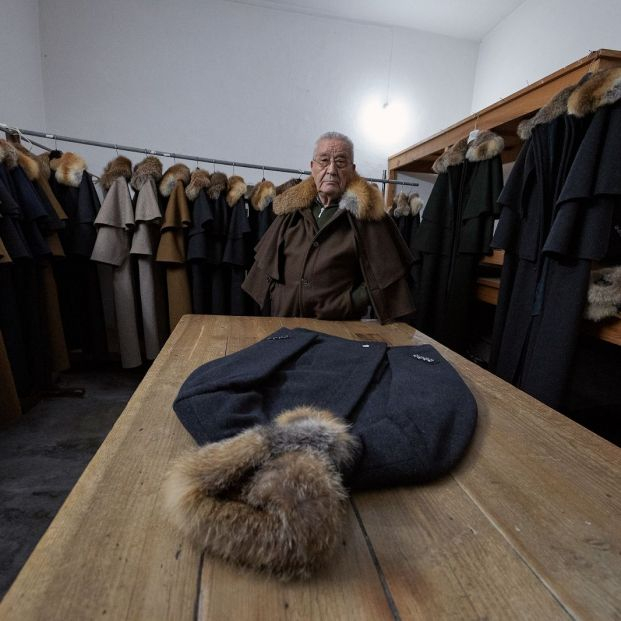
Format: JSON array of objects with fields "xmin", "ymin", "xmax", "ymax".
[{"xmin": 468, "ymin": 115, "xmax": 480, "ymax": 144}]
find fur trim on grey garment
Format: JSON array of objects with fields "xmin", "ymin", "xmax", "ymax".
[
  {"xmin": 100, "ymin": 155, "xmax": 132, "ymax": 191},
  {"xmin": 432, "ymin": 130, "xmax": 503, "ymax": 174},
  {"xmin": 159, "ymin": 163, "xmax": 191, "ymax": 197},
  {"xmin": 55, "ymin": 152, "xmax": 87, "ymax": 188},
  {"xmin": 226, "ymin": 175, "xmax": 247, "ymax": 207},
  {"xmin": 163, "ymin": 406, "xmax": 359, "ymax": 580},
  {"xmin": 207, "ymin": 172, "xmax": 228, "ymax": 200},
  {"xmin": 584, "ymin": 266, "xmax": 621, "ymax": 322},
  {"xmin": 0, "ymin": 140, "xmax": 18, "ymax": 169},
  {"xmin": 185, "ymin": 168, "xmax": 211, "ymax": 201},
  {"xmin": 274, "ymin": 174, "xmax": 385, "ymax": 221},
  {"xmin": 568, "ymin": 67, "xmax": 621, "ymax": 118},
  {"xmin": 250, "ymin": 180, "xmax": 276, "ymax": 211},
  {"xmin": 131, "ymin": 156, "xmax": 163, "ymax": 192}
]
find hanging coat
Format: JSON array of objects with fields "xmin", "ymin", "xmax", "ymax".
[
  {"xmin": 489, "ymin": 71, "xmax": 617, "ymax": 409},
  {"xmin": 413, "ymin": 131, "xmax": 504, "ymax": 352},
  {"xmin": 156, "ymin": 164, "xmax": 192, "ymax": 332},
  {"xmin": 130, "ymin": 156, "xmax": 167, "ymax": 360},
  {"xmin": 48, "ymin": 151, "xmax": 108, "ymax": 359},
  {"xmin": 91, "ymin": 156, "xmax": 142, "ymax": 368}
]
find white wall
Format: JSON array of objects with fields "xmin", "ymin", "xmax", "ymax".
[
  {"xmin": 472, "ymin": 0, "xmax": 621, "ymax": 111},
  {"xmin": 36, "ymin": 0, "xmax": 478, "ymax": 184},
  {"xmin": 0, "ymin": 0, "xmax": 46, "ymax": 129}
]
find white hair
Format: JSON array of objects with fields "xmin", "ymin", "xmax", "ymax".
[{"xmin": 313, "ymin": 132, "xmax": 354, "ymax": 161}]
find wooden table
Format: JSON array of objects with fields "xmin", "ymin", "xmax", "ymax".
[{"xmin": 1, "ymin": 316, "xmax": 619, "ymax": 620}]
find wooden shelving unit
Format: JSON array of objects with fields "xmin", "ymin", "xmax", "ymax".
[{"xmin": 388, "ymin": 49, "xmax": 621, "ymax": 346}]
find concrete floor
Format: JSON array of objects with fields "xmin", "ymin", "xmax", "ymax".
[{"xmin": 0, "ymin": 366, "xmax": 145, "ymax": 598}]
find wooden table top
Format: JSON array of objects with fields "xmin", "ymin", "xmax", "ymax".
[{"xmin": 1, "ymin": 315, "xmax": 619, "ymax": 620}]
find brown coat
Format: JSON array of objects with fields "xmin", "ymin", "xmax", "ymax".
[{"xmin": 242, "ymin": 175, "xmax": 415, "ymax": 323}]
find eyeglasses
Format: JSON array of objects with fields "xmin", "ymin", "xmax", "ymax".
[{"xmin": 312, "ymin": 156, "xmax": 351, "ymax": 170}]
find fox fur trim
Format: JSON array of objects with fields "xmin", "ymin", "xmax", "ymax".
[
  {"xmin": 250, "ymin": 180, "xmax": 276, "ymax": 211},
  {"xmin": 433, "ymin": 130, "xmax": 504, "ymax": 172},
  {"xmin": 0, "ymin": 140, "xmax": 18, "ymax": 169},
  {"xmin": 393, "ymin": 191, "xmax": 410, "ymax": 217},
  {"xmin": 100, "ymin": 155, "xmax": 132, "ymax": 191},
  {"xmin": 584, "ymin": 266, "xmax": 621, "ymax": 322},
  {"xmin": 274, "ymin": 174, "xmax": 385, "ymax": 221},
  {"xmin": 275, "ymin": 178, "xmax": 302, "ymax": 195},
  {"xmin": 131, "ymin": 156, "xmax": 163, "ymax": 192},
  {"xmin": 159, "ymin": 163, "xmax": 190, "ymax": 197},
  {"xmin": 409, "ymin": 192, "xmax": 423, "ymax": 216},
  {"xmin": 207, "ymin": 172, "xmax": 228, "ymax": 200},
  {"xmin": 568, "ymin": 67, "xmax": 621, "ymax": 118},
  {"xmin": 226, "ymin": 175, "xmax": 247, "ymax": 207},
  {"xmin": 163, "ymin": 406, "xmax": 359, "ymax": 580},
  {"xmin": 55, "ymin": 152, "xmax": 87, "ymax": 187},
  {"xmin": 517, "ymin": 84, "xmax": 578, "ymax": 140},
  {"xmin": 13, "ymin": 145, "xmax": 41, "ymax": 181},
  {"xmin": 185, "ymin": 168, "xmax": 211, "ymax": 201},
  {"xmin": 36, "ymin": 152, "xmax": 52, "ymax": 180}
]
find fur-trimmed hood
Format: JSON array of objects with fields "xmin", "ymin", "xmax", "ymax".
[
  {"xmin": 159, "ymin": 163, "xmax": 191, "ymax": 197},
  {"xmin": 163, "ymin": 405, "xmax": 358, "ymax": 580},
  {"xmin": 0, "ymin": 140, "xmax": 18, "ymax": 169},
  {"xmin": 131, "ymin": 156, "xmax": 162, "ymax": 192},
  {"xmin": 273, "ymin": 174, "xmax": 385, "ymax": 221},
  {"xmin": 207, "ymin": 172, "xmax": 227, "ymax": 200},
  {"xmin": 54, "ymin": 152, "xmax": 87, "ymax": 188},
  {"xmin": 432, "ymin": 130, "xmax": 504, "ymax": 173},
  {"xmin": 226, "ymin": 175, "xmax": 247, "ymax": 207},
  {"xmin": 100, "ymin": 155, "xmax": 132, "ymax": 191},
  {"xmin": 185, "ymin": 168, "xmax": 211, "ymax": 201},
  {"xmin": 568, "ymin": 67, "xmax": 621, "ymax": 117},
  {"xmin": 250, "ymin": 180, "xmax": 276, "ymax": 211}
]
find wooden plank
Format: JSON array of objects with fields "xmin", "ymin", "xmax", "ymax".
[
  {"xmin": 389, "ymin": 323, "xmax": 621, "ymax": 620},
  {"xmin": 197, "ymin": 510, "xmax": 395, "ymax": 620},
  {"xmin": 0, "ymin": 316, "xmax": 227, "ymax": 621}
]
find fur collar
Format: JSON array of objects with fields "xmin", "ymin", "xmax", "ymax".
[
  {"xmin": 517, "ymin": 84, "xmax": 578, "ymax": 139},
  {"xmin": 0, "ymin": 140, "xmax": 18, "ymax": 169},
  {"xmin": 392, "ymin": 191, "xmax": 423, "ymax": 217},
  {"xmin": 226, "ymin": 175, "xmax": 247, "ymax": 207},
  {"xmin": 409, "ymin": 193, "xmax": 423, "ymax": 216},
  {"xmin": 100, "ymin": 155, "xmax": 132, "ymax": 191},
  {"xmin": 185, "ymin": 168, "xmax": 211, "ymax": 201},
  {"xmin": 37, "ymin": 152, "xmax": 52, "ymax": 179},
  {"xmin": 13, "ymin": 144, "xmax": 41, "ymax": 180},
  {"xmin": 275, "ymin": 178, "xmax": 302, "ymax": 195},
  {"xmin": 433, "ymin": 131, "xmax": 504, "ymax": 173},
  {"xmin": 568, "ymin": 67, "xmax": 621, "ymax": 117},
  {"xmin": 250, "ymin": 180, "xmax": 276, "ymax": 211},
  {"xmin": 55, "ymin": 152, "xmax": 87, "ymax": 187},
  {"xmin": 207, "ymin": 172, "xmax": 228, "ymax": 200},
  {"xmin": 131, "ymin": 156, "xmax": 162, "ymax": 192},
  {"xmin": 273, "ymin": 174, "xmax": 385, "ymax": 221},
  {"xmin": 584, "ymin": 266, "xmax": 621, "ymax": 322},
  {"xmin": 160, "ymin": 163, "xmax": 190, "ymax": 197}
]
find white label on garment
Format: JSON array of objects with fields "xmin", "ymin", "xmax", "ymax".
[{"xmin": 362, "ymin": 344, "xmax": 370, "ymax": 348}]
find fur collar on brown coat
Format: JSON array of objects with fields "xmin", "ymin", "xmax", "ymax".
[
  {"xmin": 160, "ymin": 163, "xmax": 191, "ymax": 197},
  {"xmin": 131, "ymin": 156, "xmax": 163, "ymax": 192},
  {"xmin": 273, "ymin": 174, "xmax": 385, "ymax": 222},
  {"xmin": 432, "ymin": 130, "xmax": 504, "ymax": 174},
  {"xmin": 100, "ymin": 156, "xmax": 132, "ymax": 191}
]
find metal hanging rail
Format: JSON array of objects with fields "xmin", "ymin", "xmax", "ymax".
[{"xmin": 0, "ymin": 124, "xmax": 418, "ymax": 189}]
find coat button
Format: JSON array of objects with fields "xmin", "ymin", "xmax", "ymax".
[{"xmin": 312, "ymin": 241, "xmax": 319, "ymax": 248}]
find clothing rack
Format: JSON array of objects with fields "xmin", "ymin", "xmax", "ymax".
[{"xmin": 1, "ymin": 124, "xmax": 419, "ymax": 192}]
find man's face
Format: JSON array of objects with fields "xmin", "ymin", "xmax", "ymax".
[{"xmin": 310, "ymin": 139, "xmax": 356, "ymax": 202}]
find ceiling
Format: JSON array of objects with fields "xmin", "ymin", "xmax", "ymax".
[{"xmin": 226, "ymin": 0, "xmax": 527, "ymax": 41}]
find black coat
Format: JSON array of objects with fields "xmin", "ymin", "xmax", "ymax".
[
  {"xmin": 413, "ymin": 131, "xmax": 504, "ymax": 352},
  {"xmin": 173, "ymin": 327, "xmax": 477, "ymax": 490},
  {"xmin": 490, "ymin": 75, "xmax": 620, "ymax": 409}
]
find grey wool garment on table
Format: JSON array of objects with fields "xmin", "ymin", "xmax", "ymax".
[{"xmin": 172, "ymin": 327, "xmax": 478, "ymax": 490}]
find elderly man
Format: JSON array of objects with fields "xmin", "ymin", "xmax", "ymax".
[{"xmin": 242, "ymin": 132, "xmax": 415, "ymax": 322}]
